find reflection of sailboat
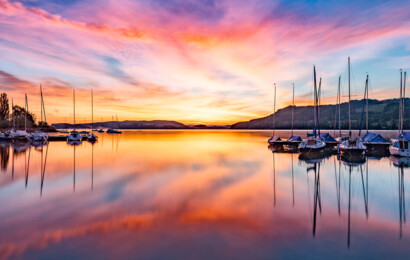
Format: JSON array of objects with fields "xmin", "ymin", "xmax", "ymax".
[
  {"xmin": 397, "ymin": 165, "xmax": 406, "ymax": 239},
  {"xmin": 308, "ymin": 161, "xmax": 321, "ymax": 237},
  {"xmin": 40, "ymin": 143, "xmax": 49, "ymax": 197},
  {"xmin": 73, "ymin": 145, "xmax": 76, "ymax": 192},
  {"xmin": 0, "ymin": 143, "xmax": 10, "ymax": 172},
  {"xmin": 390, "ymin": 156, "xmax": 410, "ymax": 168},
  {"xmin": 291, "ymin": 153, "xmax": 295, "ymax": 206},
  {"xmin": 91, "ymin": 142, "xmax": 94, "ymax": 190},
  {"xmin": 347, "ymin": 165, "xmax": 352, "ymax": 248},
  {"xmin": 334, "ymin": 157, "xmax": 342, "ymax": 216},
  {"xmin": 25, "ymin": 145, "xmax": 31, "ymax": 188},
  {"xmin": 360, "ymin": 163, "xmax": 369, "ymax": 219},
  {"xmin": 342, "ymin": 162, "xmax": 369, "ymax": 248},
  {"xmin": 272, "ymin": 152, "xmax": 276, "ymax": 207}
]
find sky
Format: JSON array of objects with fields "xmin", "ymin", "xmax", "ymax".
[{"xmin": 0, "ymin": 0, "xmax": 409, "ymax": 125}]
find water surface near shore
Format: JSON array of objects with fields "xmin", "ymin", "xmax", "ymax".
[{"xmin": 0, "ymin": 130, "xmax": 409, "ymax": 259}]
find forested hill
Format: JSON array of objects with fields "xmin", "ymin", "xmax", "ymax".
[{"xmin": 231, "ymin": 98, "xmax": 410, "ymax": 130}]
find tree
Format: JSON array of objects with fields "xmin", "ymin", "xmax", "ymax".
[
  {"xmin": 0, "ymin": 93, "xmax": 9, "ymax": 121},
  {"xmin": 12, "ymin": 105, "xmax": 36, "ymax": 130}
]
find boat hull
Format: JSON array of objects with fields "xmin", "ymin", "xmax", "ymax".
[{"xmin": 389, "ymin": 147, "xmax": 410, "ymax": 157}]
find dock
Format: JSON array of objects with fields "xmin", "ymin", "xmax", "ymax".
[{"xmin": 48, "ymin": 135, "xmax": 68, "ymax": 141}]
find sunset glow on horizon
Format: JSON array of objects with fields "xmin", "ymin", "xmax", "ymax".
[{"xmin": 0, "ymin": 0, "xmax": 409, "ymax": 124}]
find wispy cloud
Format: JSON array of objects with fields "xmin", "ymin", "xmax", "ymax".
[{"xmin": 0, "ymin": 0, "xmax": 409, "ymax": 123}]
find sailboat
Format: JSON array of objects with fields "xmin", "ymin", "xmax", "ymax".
[
  {"xmin": 298, "ymin": 66, "xmax": 326, "ymax": 153},
  {"xmin": 268, "ymin": 83, "xmax": 282, "ymax": 146},
  {"xmin": 390, "ymin": 70, "xmax": 410, "ymax": 157},
  {"xmin": 107, "ymin": 115, "xmax": 122, "ymax": 134},
  {"xmin": 359, "ymin": 74, "xmax": 390, "ymax": 155},
  {"xmin": 315, "ymin": 78, "xmax": 337, "ymax": 147},
  {"xmin": 86, "ymin": 90, "xmax": 98, "ymax": 142},
  {"xmin": 67, "ymin": 89, "xmax": 82, "ymax": 144},
  {"xmin": 338, "ymin": 57, "xmax": 366, "ymax": 158},
  {"xmin": 28, "ymin": 86, "xmax": 48, "ymax": 143},
  {"xmin": 284, "ymin": 83, "xmax": 302, "ymax": 152},
  {"xmin": 11, "ymin": 95, "xmax": 29, "ymax": 141}
]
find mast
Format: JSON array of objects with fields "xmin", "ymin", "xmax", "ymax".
[
  {"xmin": 403, "ymin": 72, "xmax": 406, "ymax": 135},
  {"xmin": 366, "ymin": 74, "xmax": 369, "ymax": 133},
  {"xmin": 313, "ymin": 66, "xmax": 317, "ymax": 138},
  {"xmin": 273, "ymin": 83, "xmax": 277, "ymax": 137},
  {"xmin": 399, "ymin": 70, "xmax": 402, "ymax": 135},
  {"xmin": 12, "ymin": 98, "xmax": 14, "ymax": 129},
  {"xmin": 91, "ymin": 90, "xmax": 93, "ymax": 133},
  {"xmin": 73, "ymin": 89, "xmax": 76, "ymax": 130},
  {"xmin": 338, "ymin": 76, "xmax": 341, "ymax": 137},
  {"xmin": 348, "ymin": 57, "xmax": 351, "ymax": 138},
  {"xmin": 317, "ymin": 78, "xmax": 321, "ymax": 136},
  {"xmin": 40, "ymin": 85, "xmax": 46, "ymax": 126},
  {"xmin": 291, "ymin": 83, "xmax": 294, "ymax": 136},
  {"xmin": 24, "ymin": 94, "xmax": 27, "ymax": 132}
]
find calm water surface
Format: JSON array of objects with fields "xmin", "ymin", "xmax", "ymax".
[{"xmin": 0, "ymin": 130, "xmax": 409, "ymax": 259}]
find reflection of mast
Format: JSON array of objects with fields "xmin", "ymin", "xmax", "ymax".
[
  {"xmin": 348, "ymin": 165, "xmax": 352, "ymax": 248},
  {"xmin": 73, "ymin": 145, "xmax": 76, "ymax": 192},
  {"xmin": 91, "ymin": 143, "xmax": 94, "ymax": 191},
  {"xmin": 312, "ymin": 162, "xmax": 321, "ymax": 237},
  {"xmin": 291, "ymin": 153, "xmax": 295, "ymax": 206},
  {"xmin": 334, "ymin": 157, "xmax": 341, "ymax": 216},
  {"xmin": 40, "ymin": 143, "xmax": 49, "ymax": 197},
  {"xmin": 398, "ymin": 165, "xmax": 406, "ymax": 239},
  {"xmin": 360, "ymin": 163, "xmax": 369, "ymax": 219},
  {"xmin": 272, "ymin": 153, "xmax": 276, "ymax": 207},
  {"xmin": 11, "ymin": 146, "xmax": 14, "ymax": 180},
  {"xmin": 25, "ymin": 146, "xmax": 31, "ymax": 188}
]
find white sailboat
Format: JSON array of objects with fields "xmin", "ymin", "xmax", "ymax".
[
  {"xmin": 268, "ymin": 83, "xmax": 282, "ymax": 145},
  {"xmin": 12, "ymin": 94, "xmax": 29, "ymax": 141},
  {"xmin": 28, "ymin": 86, "xmax": 48, "ymax": 143},
  {"xmin": 339, "ymin": 57, "xmax": 366, "ymax": 157},
  {"xmin": 390, "ymin": 70, "xmax": 409, "ymax": 157},
  {"xmin": 299, "ymin": 66, "xmax": 326, "ymax": 153},
  {"xmin": 86, "ymin": 90, "xmax": 98, "ymax": 142},
  {"xmin": 67, "ymin": 89, "xmax": 82, "ymax": 144},
  {"xmin": 107, "ymin": 115, "xmax": 122, "ymax": 134}
]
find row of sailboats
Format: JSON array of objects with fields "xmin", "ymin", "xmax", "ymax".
[
  {"xmin": 67, "ymin": 89, "xmax": 100, "ymax": 144},
  {"xmin": 268, "ymin": 57, "xmax": 409, "ymax": 159},
  {"xmin": 0, "ymin": 86, "xmax": 109, "ymax": 146},
  {"xmin": 0, "ymin": 86, "xmax": 48, "ymax": 144}
]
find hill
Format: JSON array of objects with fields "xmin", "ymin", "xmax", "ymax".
[{"xmin": 231, "ymin": 98, "xmax": 410, "ymax": 130}]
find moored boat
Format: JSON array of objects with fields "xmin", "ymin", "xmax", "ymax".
[
  {"xmin": 86, "ymin": 90, "xmax": 98, "ymax": 142},
  {"xmin": 338, "ymin": 57, "xmax": 366, "ymax": 158},
  {"xmin": 268, "ymin": 83, "xmax": 281, "ymax": 146},
  {"xmin": 299, "ymin": 66, "xmax": 326, "ymax": 154},
  {"xmin": 389, "ymin": 70, "xmax": 409, "ymax": 157},
  {"xmin": 67, "ymin": 89, "xmax": 82, "ymax": 144},
  {"xmin": 28, "ymin": 87, "xmax": 48, "ymax": 143}
]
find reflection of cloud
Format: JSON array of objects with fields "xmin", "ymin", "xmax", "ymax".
[{"xmin": 0, "ymin": 213, "xmax": 156, "ymax": 259}]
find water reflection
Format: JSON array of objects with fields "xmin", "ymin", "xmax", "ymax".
[{"xmin": 0, "ymin": 130, "xmax": 409, "ymax": 259}]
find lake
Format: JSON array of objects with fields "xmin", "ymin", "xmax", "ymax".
[{"xmin": 0, "ymin": 130, "xmax": 409, "ymax": 259}]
